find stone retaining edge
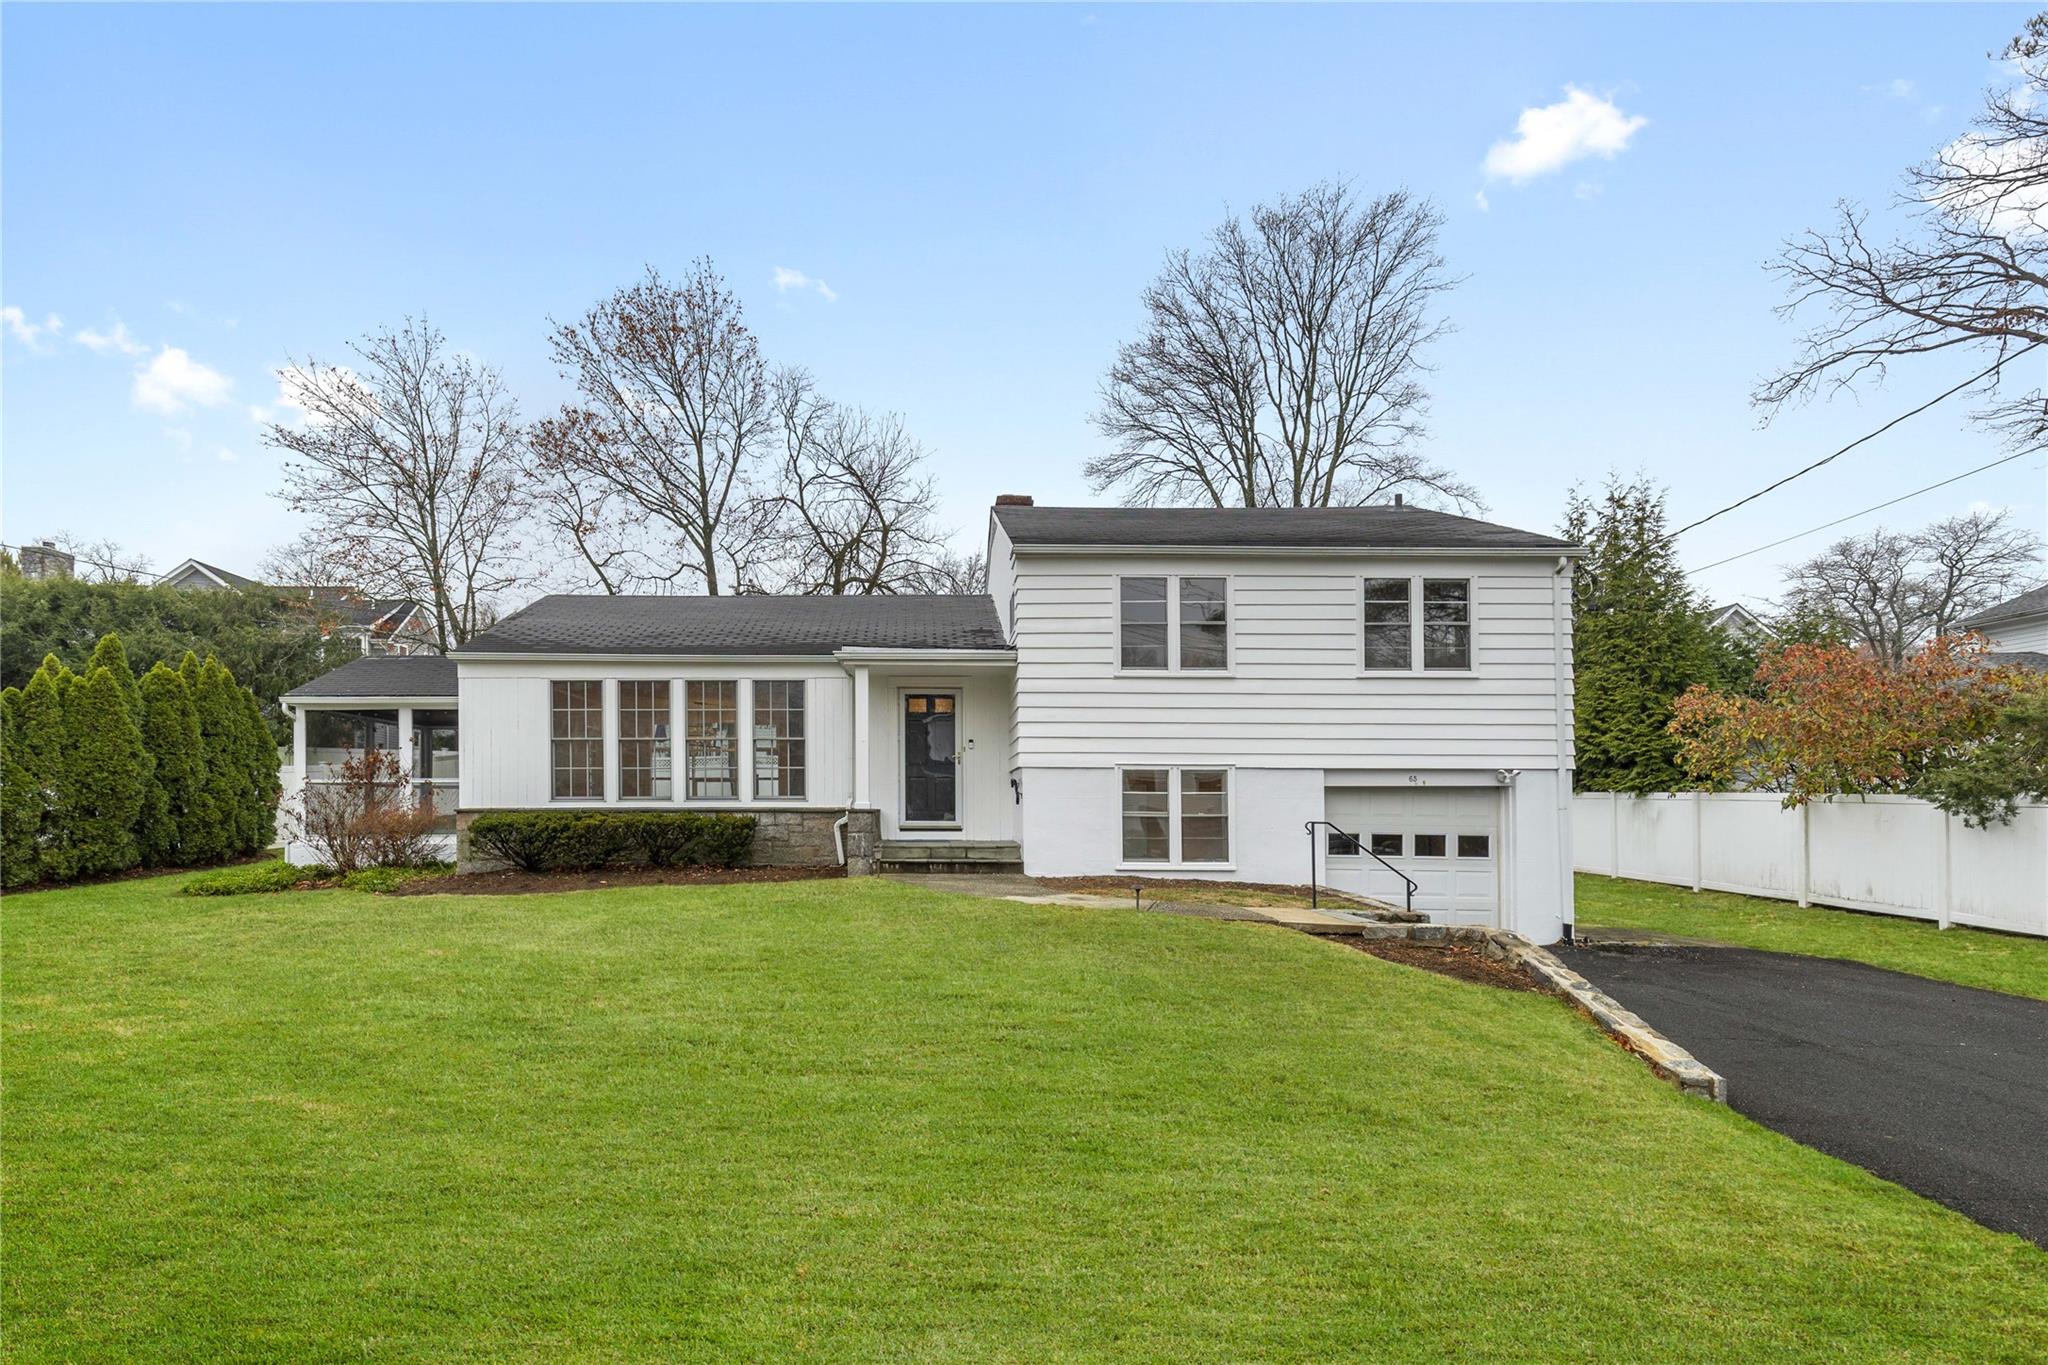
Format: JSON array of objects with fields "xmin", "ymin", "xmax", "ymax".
[{"xmin": 1332, "ymin": 922, "xmax": 1729, "ymax": 1103}]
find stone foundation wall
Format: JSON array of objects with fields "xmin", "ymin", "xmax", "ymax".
[{"xmin": 454, "ymin": 807, "xmax": 859, "ymax": 873}]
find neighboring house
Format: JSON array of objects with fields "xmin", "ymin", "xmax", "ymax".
[
  {"xmin": 159, "ymin": 559, "xmax": 434, "ymax": 656},
  {"xmin": 280, "ymin": 499, "xmax": 1583, "ymax": 941},
  {"xmin": 1960, "ymin": 584, "xmax": 2048, "ymax": 672},
  {"xmin": 1707, "ymin": 602, "xmax": 1772, "ymax": 647}
]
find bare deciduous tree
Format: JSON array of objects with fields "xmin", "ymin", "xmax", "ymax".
[
  {"xmin": 757, "ymin": 369, "xmax": 955, "ymax": 594},
  {"xmin": 1088, "ymin": 181, "xmax": 1476, "ymax": 510},
  {"xmin": 536, "ymin": 262, "xmax": 774, "ymax": 595},
  {"xmin": 1779, "ymin": 509, "xmax": 2044, "ymax": 663},
  {"xmin": 46, "ymin": 533, "xmax": 153, "ymax": 583},
  {"xmin": 1759, "ymin": 16, "xmax": 2048, "ymax": 451},
  {"xmin": 266, "ymin": 320, "xmax": 528, "ymax": 650}
]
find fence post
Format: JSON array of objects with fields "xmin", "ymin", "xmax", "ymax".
[
  {"xmin": 1936, "ymin": 807, "xmax": 1953, "ymax": 930},
  {"xmin": 1609, "ymin": 791, "xmax": 1621, "ymax": 878},
  {"xmin": 1691, "ymin": 792, "xmax": 1704, "ymax": 893},
  {"xmin": 1796, "ymin": 802, "xmax": 1811, "ymax": 908}
]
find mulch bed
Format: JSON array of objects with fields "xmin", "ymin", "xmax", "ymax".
[
  {"xmin": 1345, "ymin": 938, "xmax": 1547, "ymax": 994},
  {"xmin": 388, "ymin": 865, "xmax": 845, "ymax": 897}
]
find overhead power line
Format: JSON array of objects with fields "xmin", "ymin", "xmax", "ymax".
[
  {"xmin": 1687, "ymin": 447, "xmax": 2044, "ymax": 575},
  {"xmin": 1667, "ymin": 341, "xmax": 2044, "ymax": 542}
]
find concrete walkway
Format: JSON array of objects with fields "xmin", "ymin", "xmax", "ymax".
[{"xmin": 880, "ymin": 871, "xmax": 1370, "ymax": 925}]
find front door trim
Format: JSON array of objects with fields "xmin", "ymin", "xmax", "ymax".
[{"xmin": 898, "ymin": 687, "xmax": 963, "ymax": 830}]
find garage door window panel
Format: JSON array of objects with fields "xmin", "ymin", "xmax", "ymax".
[
  {"xmin": 1458, "ymin": 834, "xmax": 1491, "ymax": 858},
  {"xmin": 1413, "ymin": 834, "xmax": 1448, "ymax": 858}
]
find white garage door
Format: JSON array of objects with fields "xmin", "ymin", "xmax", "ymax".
[{"xmin": 1323, "ymin": 786, "xmax": 1499, "ymax": 926}]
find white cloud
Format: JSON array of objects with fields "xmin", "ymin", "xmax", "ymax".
[
  {"xmin": 270, "ymin": 363, "xmax": 369, "ymax": 429},
  {"xmin": 1889, "ymin": 77, "xmax": 1917, "ymax": 99},
  {"xmin": 74, "ymin": 320, "xmax": 146, "ymax": 356},
  {"xmin": 3, "ymin": 306, "xmax": 62, "ymax": 348},
  {"xmin": 215, "ymin": 446, "xmax": 239, "ymax": 464},
  {"xmin": 1483, "ymin": 86, "xmax": 1647, "ymax": 184},
  {"xmin": 772, "ymin": 266, "xmax": 839, "ymax": 302},
  {"xmin": 133, "ymin": 346, "xmax": 232, "ymax": 414},
  {"xmin": 1473, "ymin": 189, "xmax": 1490, "ymax": 212},
  {"xmin": 1936, "ymin": 131, "xmax": 2048, "ymax": 238}
]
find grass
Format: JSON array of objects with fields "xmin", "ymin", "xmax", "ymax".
[
  {"xmin": 6, "ymin": 872, "xmax": 2045, "ymax": 1361},
  {"xmin": 1576, "ymin": 873, "xmax": 2048, "ymax": 1001}
]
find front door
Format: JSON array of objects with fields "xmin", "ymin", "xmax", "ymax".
[{"xmin": 902, "ymin": 693, "xmax": 959, "ymax": 826}]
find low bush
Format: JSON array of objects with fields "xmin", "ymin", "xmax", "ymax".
[
  {"xmin": 340, "ymin": 863, "xmax": 452, "ymax": 894},
  {"xmin": 182, "ymin": 860, "xmax": 328, "ymax": 896},
  {"xmin": 466, "ymin": 811, "xmax": 756, "ymax": 872}
]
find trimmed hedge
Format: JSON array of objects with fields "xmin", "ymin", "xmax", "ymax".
[
  {"xmin": 466, "ymin": 811, "xmax": 756, "ymax": 873},
  {"xmin": 183, "ymin": 860, "xmax": 325, "ymax": 896}
]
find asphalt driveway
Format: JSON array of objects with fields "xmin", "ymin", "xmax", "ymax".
[{"xmin": 1559, "ymin": 943, "xmax": 2048, "ymax": 1247}]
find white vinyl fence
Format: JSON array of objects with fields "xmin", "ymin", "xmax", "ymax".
[{"xmin": 1574, "ymin": 792, "xmax": 2048, "ymax": 938}]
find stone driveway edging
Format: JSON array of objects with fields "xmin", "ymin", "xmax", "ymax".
[{"xmin": 1319, "ymin": 922, "xmax": 1729, "ymax": 1104}]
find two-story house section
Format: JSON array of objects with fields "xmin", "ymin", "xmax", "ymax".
[{"xmin": 279, "ymin": 497, "xmax": 1582, "ymax": 942}]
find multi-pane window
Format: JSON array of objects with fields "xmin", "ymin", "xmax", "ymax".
[
  {"xmin": 305, "ymin": 709, "xmax": 398, "ymax": 779},
  {"xmin": 1120, "ymin": 577, "xmax": 1169, "ymax": 670},
  {"xmin": 550, "ymin": 681, "xmax": 603, "ymax": 800},
  {"xmin": 685, "ymin": 681, "xmax": 738, "ymax": 799},
  {"xmin": 1361, "ymin": 578, "xmax": 1413, "ymax": 670},
  {"xmin": 1422, "ymin": 580, "xmax": 1473, "ymax": 671},
  {"xmin": 1123, "ymin": 576, "xmax": 1229, "ymax": 671},
  {"xmin": 1179, "ymin": 769, "xmax": 1230, "ymax": 863},
  {"xmin": 619, "ymin": 681, "xmax": 672, "ymax": 800},
  {"xmin": 1121, "ymin": 767, "xmax": 1230, "ymax": 864},
  {"xmin": 753, "ymin": 680, "xmax": 806, "ymax": 801},
  {"xmin": 1179, "ymin": 577, "xmax": 1228, "ymax": 670},
  {"xmin": 1121, "ymin": 768, "xmax": 1171, "ymax": 861}
]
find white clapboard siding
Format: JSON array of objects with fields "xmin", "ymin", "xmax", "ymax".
[{"xmin": 1009, "ymin": 554, "xmax": 1573, "ymax": 771}]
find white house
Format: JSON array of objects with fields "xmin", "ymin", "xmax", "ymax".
[
  {"xmin": 1961, "ymin": 584, "xmax": 2048, "ymax": 670},
  {"xmin": 281, "ymin": 500, "xmax": 1582, "ymax": 941}
]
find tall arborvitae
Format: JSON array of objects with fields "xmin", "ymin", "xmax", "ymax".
[
  {"xmin": 63, "ymin": 667, "xmax": 147, "ymax": 875},
  {"xmin": 193, "ymin": 658, "xmax": 250, "ymax": 857},
  {"xmin": 238, "ymin": 688, "xmax": 283, "ymax": 851},
  {"xmin": 137, "ymin": 663, "xmax": 204, "ymax": 866},
  {"xmin": 86, "ymin": 632, "xmax": 142, "ymax": 714},
  {"xmin": 17, "ymin": 658, "xmax": 75, "ymax": 879},
  {"xmin": 1562, "ymin": 476, "xmax": 1722, "ymax": 793},
  {"xmin": 0, "ymin": 687, "xmax": 41, "ymax": 886}
]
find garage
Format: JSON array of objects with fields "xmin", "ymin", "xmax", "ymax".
[{"xmin": 1322, "ymin": 786, "xmax": 1499, "ymax": 925}]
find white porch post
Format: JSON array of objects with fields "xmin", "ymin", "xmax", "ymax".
[
  {"xmin": 852, "ymin": 664, "xmax": 872, "ymax": 808},
  {"xmin": 292, "ymin": 705, "xmax": 307, "ymax": 787},
  {"xmin": 396, "ymin": 706, "xmax": 415, "ymax": 779}
]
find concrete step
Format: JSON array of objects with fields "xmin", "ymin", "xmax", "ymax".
[{"xmin": 877, "ymin": 840, "xmax": 1024, "ymax": 874}]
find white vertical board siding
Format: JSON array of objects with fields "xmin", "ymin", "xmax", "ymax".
[
  {"xmin": 458, "ymin": 660, "xmax": 852, "ymax": 810},
  {"xmin": 1574, "ymin": 793, "xmax": 2048, "ymax": 938},
  {"xmin": 1009, "ymin": 553, "xmax": 1572, "ymax": 769}
]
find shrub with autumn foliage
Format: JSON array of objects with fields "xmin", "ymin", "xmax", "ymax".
[{"xmin": 1668, "ymin": 636, "xmax": 2047, "ymax": 805}]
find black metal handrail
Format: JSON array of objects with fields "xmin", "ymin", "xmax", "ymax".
[{"xmin": 1304, "ymin": 820, "xmax": 1417, "ymax": 914}]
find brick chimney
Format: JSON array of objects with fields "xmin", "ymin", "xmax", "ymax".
[{"xmin": 994, "ymin": 493, "xmax": 1034, "ymax": 507}]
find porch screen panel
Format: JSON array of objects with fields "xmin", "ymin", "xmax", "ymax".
[
  {"xmin": 619, "ymin": 681, "xmax": 672, "ymax": 800},
  {"xmin": 550, "ymin": 682, "xmax": 603, "ymax": 800},
  {"xmin": 752, "ymin": 680, "xmax": 806, "ymax": 800},
  {"xmin": 685, "ymin": 680, "xmax": 738, "ymax": 799}
]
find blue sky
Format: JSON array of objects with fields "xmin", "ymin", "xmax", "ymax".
[{"xmin": 4, "ymin": 3, "xmax": 2041, "ymax": 609}]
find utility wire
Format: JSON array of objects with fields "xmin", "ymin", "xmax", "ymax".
[
  {"xmin": 1667, "ymin": 341, "xmax": 2043, "ymax": 541},
  {"xmin": 1687, "ymin": 447, "xmax": 2045, "ymax": 574}
]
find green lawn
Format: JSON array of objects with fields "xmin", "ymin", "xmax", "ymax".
[
  {"xmin": 6, "ymin": 874, "xmax": 2044, "ymax": 1361},
  {"xmin": 1576, "ymin": 874, "xmax": 2048, "ymax": 1001}
]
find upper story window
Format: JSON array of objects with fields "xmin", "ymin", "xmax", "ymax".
[
  {"xmin": 550, "ymin": 681, "xmax": 603, "ymax": 800},
  {"xmin": 1120, "ymin": 575, "xmax": 1228, "ymax": 672},
  {"xmin": 1361, "ymin": 577, "xmax": 1473, "ymax": 672},
  {"xmin": 752, "ymin": 680, "xmax": 806, "ymax": 801},
  {"xmin": 619, "ymin": 681, "xmax": 672, "ymax": 800},
  {"xmin": 685, "ymin": 681, "xmax": 738, "ymax": 800}
]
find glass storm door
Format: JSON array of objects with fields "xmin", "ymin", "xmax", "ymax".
[{"xmin": 903, "ymin": 693, "xmax": 959, "ymax": 825}]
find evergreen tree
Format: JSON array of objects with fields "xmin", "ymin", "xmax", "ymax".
[
  {"xmin": 63, "ymin": 667, "xmax": 146, "ymax": 875},
  {"xmin": 0, "ymin": 688, "xmax": 41, "ymax": 886},
  {"xmin": 86, "ymin": 632, "xmax": 142, "ymax": 714},
  {"xmin": 239, "ymin": 688, "xmax": 283, "ymax": 851},
  {"xmin": 188, "ymin": 657, "xmax": 243, "ymax": 863},
  {"xmin": 16, "ymin": 658, "xmax": 75, "ymax": 879},
  {"xmin": 1562, "ymin": 476, "xmax": 1721, "ymax": 793},
  {"xmin": 138, "ymin": 663, "xmax": 204, "ymax": 865}
]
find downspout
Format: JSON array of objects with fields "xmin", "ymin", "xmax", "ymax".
[
  {"xmin": 1552, "ymin": 554, "xmax": 1575, "ymax": 944},
  {"xmin": 833, "ymin": 813, "xmax": 849, "ymax": 867}
]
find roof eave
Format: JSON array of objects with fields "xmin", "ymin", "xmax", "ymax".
[{"xmin": 1006, "ymin": 542, "xmax": 1586, "ymax": 558}]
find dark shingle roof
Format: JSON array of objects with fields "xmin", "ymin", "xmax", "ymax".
[
  {"xmin": 992, "ymin": 504, "xmax": 1576, "ymax": 551},
  {"xmin": 1962, "ymin": 584, "xmax": 2048, "ymax": 629},
  {"xmin": 283, "ymin": 654, "xmax": 456, "ymax": 700},
  {"xmin": 454, "ymin": 595, "xmax": 1009, "ymax": 657}
]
